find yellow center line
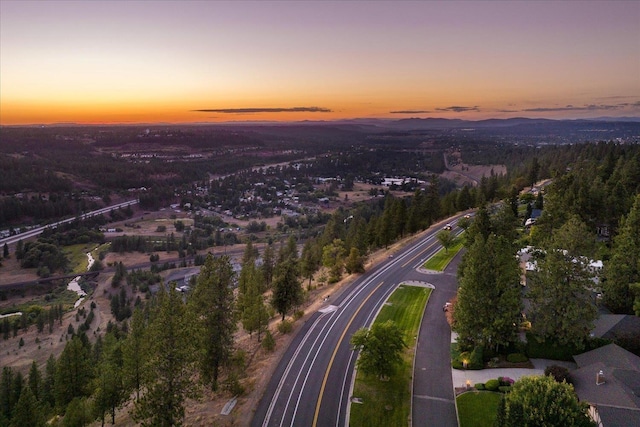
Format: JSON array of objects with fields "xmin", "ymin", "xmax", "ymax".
[
  {"xmin": 401, "ymin": 239, "xmax": 438, "ymax": 268},
  {"xmin": 312, "ymin": 280, "xmax": 386, "ymax": 427}
]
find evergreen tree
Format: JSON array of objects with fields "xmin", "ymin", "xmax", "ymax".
[
  {"xmin": 239, "ymin": 260, "xmax": 269, "ymax": 340},
  {"xmin": 123, "ymin": 307, "xmax": 146, "ymax": 401},
  {"xmin": 41, "ymin": 354, "xmax": 56, "ymax": 410},
  {"xmin": 272, "ymin": 237, "xmax": 303, "ymax": 321},
  {"xmin": 10, "ymin": 386, "xmax": 46, "ymax": 427},
  {"xmin": 345, "ymin": 247, "xmax": 365, "ymax": 275},
  {"xmin": 28, "ymin": 360, "xmax": 42, "ymax": 401},
  {"xmin": 189, "ymin": 254, "xmax": 236, "ymax": 391},
  {"xmin": 604, "ymin": 194, "xmax": 640, "ymax": 313},
  {"xmin": 132, "ymin": 287, "xmax": 200, "ymax": 427},
  {"xmin": 453, "ymin": 233, "xmax": 522, "ymax": 352},
  {"xmin": 260, "ymin": 243, "xmax": 275, "ymax": 290},
  {"xmin": 93, "ymin": 333, "xmax": 126, "ymax": 426},
  {"xmin": 0, "ymin": 367, "xmax": 14, "ymax": 422},
  {"xmin": 55, "ymin": 336, "xmax": 92, "ymax": 410},
  {"xmin": 300, "ymin": 238, "xmax": 320, "ymax": 290},
  {"xmin": 528, "ymin": 218, "xmax": 598, "ymax": 349}
]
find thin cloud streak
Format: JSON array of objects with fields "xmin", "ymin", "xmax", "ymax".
[
  {"xmin": 192, "ymin": 107, "xmax": 332, "ymax": 114},
  {"xmin": 435, "ymin": 106, "xmax": 480, "ymax": 113},
  {"xmin": 522, "ymin": 103, "xmax": 630, "ymax": 112},
  {"xmin": 389, "ymin": 110, "xmax": 432, "ymax": 114}
]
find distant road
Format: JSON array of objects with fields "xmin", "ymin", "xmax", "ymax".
[{"xmin": 0, "ymin": 199, "xmax": 139, "ymax": 246}]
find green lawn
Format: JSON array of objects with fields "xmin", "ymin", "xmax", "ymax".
[
  {"xmin": 349, "ymin": 285, "xmax": 431, "ymax": 427},
  {"xmin": 422, "ymin": 238, "xmax": 464, "ymax": 271},
  {"xmin": 457, "ymin": 391, "xmax": 502, "ymax": 427}
]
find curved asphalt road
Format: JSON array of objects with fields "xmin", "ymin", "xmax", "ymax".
[{"xmin": 252, "ymin": 216, "xmax": 465, "ymax": 427}]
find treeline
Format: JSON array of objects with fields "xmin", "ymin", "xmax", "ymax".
[
  {"xmin": 531, "ymin": 143, "xmax": 640, "ymax": 235},
  {"xmin": 0, "ymin": 253, "xmax": 258, "ymax": 426}
]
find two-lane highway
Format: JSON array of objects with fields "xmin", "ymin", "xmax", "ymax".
[
  {"xmin": 0, "ymin": 199, "xmax": 139, "ymax": 246},
  {"xmin": 253, "ymin": 217, "xmax": 465, "ymax": 427}
]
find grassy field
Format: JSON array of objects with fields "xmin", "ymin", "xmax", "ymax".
[
  {"xmin": 349, "ymin": 285, "xmax": 431, "ymax": 427},
  {"xmin": 457, "ymin": 391, "xmax": 502, "ymax": 427},
  {"xmin": 63, "ymin": 243, "xmax": 100, "ymax": 274},
  {"xmin": 422, "ymin": 237, "xmax": 464, "ymax": 271}
]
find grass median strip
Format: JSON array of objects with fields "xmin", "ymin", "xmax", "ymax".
[
  {"xmin": 349, "ymin": 284, "xmax": 431, "ymax": 427},
  {"xmin": 422, "ymin": 237, "xmax": 464, "ymax": 271}
]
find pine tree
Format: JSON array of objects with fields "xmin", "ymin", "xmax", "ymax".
[
  {"xmin": 189, "ymin": 254, "xmax": 236, "ymax": 391},
  {"xmin": 41, "ymin": 354, "xmax": 56, "ymax": 410},
  {"xmin": 604, "ymin": 194, "xmax": 640, "ymax": 313},
  {"xmin": 239, "ymin": 260, "xmax": 268, "ymax": 340},
  {"xmin": 93, "ymin": 333, "xmax": 126, "ymax": 426},
  {"xmin": 300, "ymin": 238, "xmax": 320, "ymax": 289},
  {"xmin": 0, "ymin": 367, "xmax": 14, "ymax": 422},
  {"xmin": 272, "ymin": 237, "xmax": 303, "ymax": 321},
  {"xmin": 28, "ymin": 361, "xmax": 42, "ymax": 401},
  {"xmin": 453, "ymin": 233, "xmax": 522, "ymax": 352},
  {"xmin": 345, "ymin": 247, "xmax": 365, "ymax": 275},
  {"xmin": 123, "ymin": 307, "xmax": 146, "ymax": 401},
  {"xmin": 10, "ymin": 386, "xmax": 46, "ymax": 427},
  {"xmin": 55, "ymin": 336, "xmax": 92, "ymax": 410},
  {"xmin": 132, "ymin": 287, "xmax": 200, "ymax": 427},
  {"xmin": 261, "ymin": 244, "xmax": 275, "ymax": 290},
  {"xmin": 528, "ymin": 217, "xmax": 598, "ymax": 349}
]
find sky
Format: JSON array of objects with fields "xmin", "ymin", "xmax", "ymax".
[{"xmin": 1, "ymin": 0, "xmax": 639, "ymax": 125}]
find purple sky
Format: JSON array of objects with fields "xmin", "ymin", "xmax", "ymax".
[{"xmin": 1, "ymin": 1, "xmax": 638, "ymax": 124}]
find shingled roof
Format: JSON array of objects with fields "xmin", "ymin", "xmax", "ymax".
[{"xmin": 572, "ymin": 343, "xmax": 640, "ymax": 427}]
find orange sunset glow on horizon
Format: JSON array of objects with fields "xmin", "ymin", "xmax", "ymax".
[{"xmin": 1, "ymin": 1, "xmax": 639, "ymax": 126}]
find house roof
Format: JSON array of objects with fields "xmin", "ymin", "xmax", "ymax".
[
  {"xmin": 591, "ymin": 314, "xmax": 627, "ymax": 338},
  {"xmin": 601, "ymin": 315, "xmax": 640, "ymax": 341},
  {"xmin": 574, "ymin": 343, "xmax": 640, "ymax": 371},
  {"xmin": 572, "ymin": 344, "xmax": 640, "ymax": 427},
  {"xmin": 597, "ymin": 406, "xmax": 640, "ymax": 427}
]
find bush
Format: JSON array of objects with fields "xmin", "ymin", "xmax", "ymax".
[
  {"xmin": 485, "ymin": 379, "xmax": 500, "ymax": 391},
  {"xmin": 499, "ymin": 376, "xmax": 515, "ymax": 386},
  {"xmin": 293, "ymin": 310, "xmax": 304, "ymax": 320},
  {"xmin": 506, "ymin": 353, "xmax": 529, "ymax": 363},
  {"xmin": 498, "ymin": 386, "xmax": 512, "ymax": 393},
  {"xmin": 469, "ymin": 346, "xmax": 484, "ymax": 369},
  {"xmin": 262, "ymin": 330, "xmax": 275, "ymax": 352},
  {"xmin": 475, "ymin": 383, "xmax": 485, "ymax": 390},
  {"xmin": 544, "ymin": 365, "xmax": 571, "ymax": 383},
  {"xmin": 277, "ymin": 320, "xmax": 293, "ymax": 334}
]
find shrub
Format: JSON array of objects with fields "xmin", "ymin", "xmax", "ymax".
[
  {"xmin": 262, "ymin": 330, "xmax": 275, "ymax": 352},
  {"xmin": 507, "ymin": 353, "xmax": 529, "ymax": 363},
  {"xmin": 498, "ymin": 386, "xmax": 512, "ymax": 393},
  {"xmin": 485, "ymin": 379, "xmax": 500, "ymax": 391},
  {"xmin": 469, "ymin": 346, "xmax": 484, "ymax": 369},
  {"xmin": 277, "ymin": 320, "xmax": 293, "ymax": 334},
  {"xmin": 499, "ymin": 376, "xmax": 515, "ymax": 386},
  {"xmin": 475, "ymin": 383, "xmax": 485, "ymax": 390},
  {"xmin": 545, "ymin": 365, "xmax": 571, "ymax": 383},
  {"xmin": 293, "ymin": 310, "xmax": 304, "ymax": 320}
]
